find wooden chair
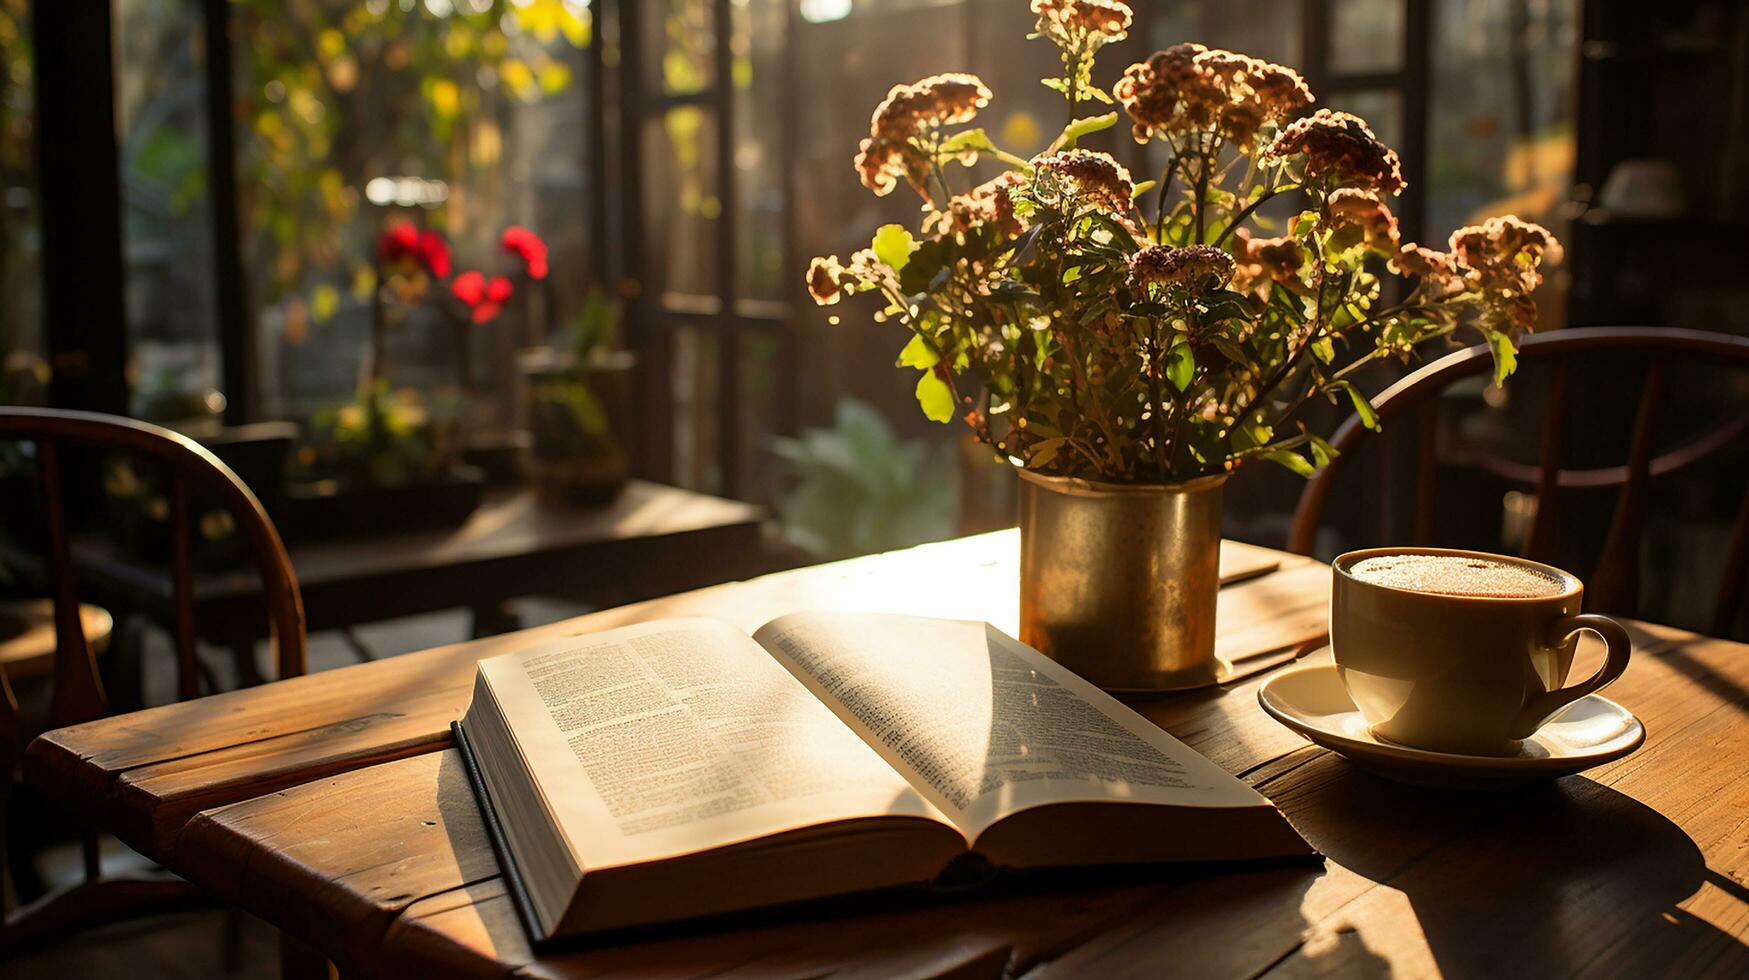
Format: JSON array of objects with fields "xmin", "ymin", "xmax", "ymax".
[
  {"xmin": 1288, "ymin": 326, "xmax": 1749, "ymax": 635},
  {"xmin": 0, "ymin": 407, "xmax": 306, "ymax": 952}
]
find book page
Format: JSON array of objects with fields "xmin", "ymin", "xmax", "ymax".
[
  {"xmin": 477, "ymin": 618, "xmax": 951, "ymax": 871},
  {"xmin": 754, "ymin": 612, "xmax": 1268, "ymax": 837}
]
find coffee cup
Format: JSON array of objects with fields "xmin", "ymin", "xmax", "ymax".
[{"xmin": 1330, "ymin": 547, "xmax": 1632, "ymax": 756}]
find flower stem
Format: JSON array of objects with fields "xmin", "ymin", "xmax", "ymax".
[
  {"xmin": 1153, "ymin": 153, "xmax": 1183, "ymax": 242},
  {"xmin": 1210, "ymin": 184, "xmax": 1298, "ymax": 249}
]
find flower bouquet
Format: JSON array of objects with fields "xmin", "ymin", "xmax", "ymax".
[{"xmin": 806, "ymin": 0, "xmax": 1562, "ymax": 688}]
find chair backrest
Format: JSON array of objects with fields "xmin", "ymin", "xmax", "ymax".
[
  {"xmin": 0, "ymin": 408, "xmax": 306, "ymax": 734},
  {"xmin": 1288, "ymin": 327, "xmax": 1749, "ymax": 634}
]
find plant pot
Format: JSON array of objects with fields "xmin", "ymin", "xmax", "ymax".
[
  {"xmin": 521, "ymin": 347, "xmax": 635, "ymax": 508},
  {"xmin": 462, "ymin": 430, "xmax": 533, "ymax": 487},
  {"xmin": 532, "ymin": 449, "xmax": 630, "ymax": 507},
  {"xmin": 1017, "ymin": 470, "xmax": 1228, "ymax": 691},
  {"xmin": 281, "ymin": 464, "xmax": 487, "ymax": 542}
]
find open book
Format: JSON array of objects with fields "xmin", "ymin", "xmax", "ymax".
[{"xmin": 454, "ymin": 613, "xmax": 1314, "ymax": 943}]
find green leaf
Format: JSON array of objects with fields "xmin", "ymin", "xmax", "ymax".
[
  {"xmin": 1210, "ymin": 335, "xmax": 1250, "ymax": 365},
  {"xmin": 1230, "ymin": 418, "xmax": 1273, "ymax": 452},
  {"xmin": 1308, "ymin": 434, "xmax": 1339, "ymax": 469},
  {"xmin": 896, "ymin": 333, "xmax": 938, "ymax": 370},
  {"xmin": 1041, "ymin": 77, "xmax": 1070, "ymax": 94},
  {"xmin": 1166, "ymin": 343, "xmax": 1195, "ymax": 391},
  {"xmin": 938, "ymin": 128, "xmax": 997, "ymax": 156},
  {"xmin": 936, "ymin": 128, "xmax": 1031, "ymax": 169},
  {"xmin": 1486, "ymin": 331, "xmax": 1519, "ymax": 387},
  {"xmin": 1130, "ymin": 179, "xmax": 1157, "ymax": 201},
  {"xmin": 1310, "ymin": 336, "xmax": 1335, "ymax": 364},
  {"xmin": 872, "ymin": 224, "xmax": 915, "ymax": 272},
  {"xmin": 1330, "ymin": 380, "xmax": 1381, "ymax": 431},
  {"xmin": 1029, "ymin": 436, "xmax": 1066, "ymax": 468},
  {"xmin": 1264, "ymin": 449, "xmax": 1317, "ymax": 477},
  {"xmin": 1289, "ymin": 210, "xmax": 1320, "ymax": 237},
  {"xmin": 1049, "ymin": 112, "xmax": 1117, "ymax": 151},
  {"xmin": 897, "ymin": 237, "xmax": 950, "ymax": 294},
  {"xmin": 915, "ymin": 369, "xmax": 954, "ymax": 423}
]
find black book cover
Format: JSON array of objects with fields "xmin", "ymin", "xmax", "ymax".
[{"xmin": 451, "ymin": 719, "xmax": 551, "ymax": 948}]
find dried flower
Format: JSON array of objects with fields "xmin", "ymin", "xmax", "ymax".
[
  {"xmin": 805, "ymin": 249, "xmax": 885, "ymax": 307},
  {"xmin": 1032, "ymin": 0, "xmax": 1132, "ymax": 48},
  {"xmin": 807, "ymin": 256, "xmax": 846, "ymax": 306},
  {"xmin": 1446, "ymin": 216, "xmax": 1564, "ymax": 330},
  {"xmin": 854, "ymin": 73, "xmax": 992, "ymax": 199},
  {"xmin": 1248, "ymin": 62, "xmax": 1316, "ymax": 120},
  {"xmin": 501, "ymin": 226, "xmax": 548, "ymax": 280},
  {"xmin": 1327, "ymin": 188, "xmax": 1401, "ymax": 253},
  {"xmin": 1265, "ymin": 109, "xmax": 1405, "ymax": 195},
  {"xmin": 1231, "ymin": 228, "xmax": 1307, "ymax": 293},
  {"xmin": 1389, "ymin": 243, "xmax": 1462, "ymax": 288},
  {"xmin": 1448, "ymin": 215, "xmax": 1565, "ymax": 281},
  {"xmin": 1114, "ymin": 44, "xmax": 1310, "ymax": 146},
  {"xmin": 1031, "ymin": 149, "xmax": 1136, "ymax": 218},
  {"xmin": 924, "ymin": 172, "xmax": 1026, "ymax": 240},
  {"xmin": 1128, "ymin": 244, "xmax": 1235, "ymax": 292}
]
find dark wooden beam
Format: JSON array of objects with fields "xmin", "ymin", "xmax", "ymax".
[
  {"xmin": 613, "ymin": 0, "xmax": 669, "ymax": 482},
  {"xmin": 584, "ymin": 8, "xmax": 609, "ymax": 289},
  {"xmin": 32, "ymin": 1, "xmax": 127, "ymax": 415},
  {"xmin": 1398, "ymin": 0, "xmax": 1431, "ymax": 245},
  {"xmin": 711, "ymin": 0, "xmax": 740, "ymax": 497},
  {"xmin": 202, "ymin": 0, "xmax": 255, "ymax": 424}
]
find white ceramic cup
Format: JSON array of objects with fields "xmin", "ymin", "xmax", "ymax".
[{"xmin": 1330, "ymin": 547, "xmax": 1632, "ymax": 756}]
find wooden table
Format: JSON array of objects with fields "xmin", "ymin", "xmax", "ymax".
[
  {"xmin": 67, "ymin": 480, "xmax": 765, "ymax": 675},
  {"xmin": 23, "ymin": 532, "xmax": 1749, "ymax": 978}
]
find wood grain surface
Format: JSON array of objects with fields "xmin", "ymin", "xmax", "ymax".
[{"xmin": 26, "ymin": 534, "xmax": 1747, "ymax": 978}]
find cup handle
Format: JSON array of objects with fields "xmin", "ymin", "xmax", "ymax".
[{"xmin": 1509, "ymin": 613, "xmax": 1633, "ymax": 739}]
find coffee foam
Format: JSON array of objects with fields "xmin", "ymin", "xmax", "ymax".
[{"xmin": 1348, "ymin": 553, "xmax": 1566, "ymax": 598}]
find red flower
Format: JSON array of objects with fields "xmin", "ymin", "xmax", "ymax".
[
  {"xmin": 417, "ymin": 230, "xmax": 451, "ymax": 278},
  {"xmin": 500, "ymin": 225, "xmax": 548, "ymax": 280},
  {"xmin": 376, "ymin": 222, "xmax": 420, "ymax": 265},
  {"xmin": 451, "ymin": 270, "xmax": 514, "ymax": 323},
  {"xmin": 377, "ymin": 221, "xmax": 450, "ymax": 278}
]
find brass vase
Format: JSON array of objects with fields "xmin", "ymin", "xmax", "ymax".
[{"xmin": 1017, "ymin": 470, "xmax": 1228, "ymax": 691}]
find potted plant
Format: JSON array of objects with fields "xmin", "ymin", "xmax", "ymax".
[
  {"xmin": 286, "ymin": 221, "xmax": 549, "ymax": 538},
  {"xmin": 771, "ymin": 398, "xmax": 959, "ymax": 560},
  {"xmin": 806, "ymin": 0, "xmax": 1562, "ymax": 689},
  {"xmin": 521, "ymin": 288, "xmax": 635, "ymax": 506}
]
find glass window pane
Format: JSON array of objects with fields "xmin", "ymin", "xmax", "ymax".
[
  {"xmin": 1427, "ymin": 0, "xmax": 1577, "ymax": 235},
  {"xmin": 736, "ymin": 329, "xmax": 783, "ymax": 501},
  {"xmin": 1330, "ymin": 0, "xmax": 1404, "ymax": 75},
  {"xmin": 789, "ymin": 0, "xmax": 966, "ymax": 426},
  {"xmin": 0, "ymin": 0, "xmax": 42, "ymax": 406},
  {"xmin": 116, "ymin": 0, "xmax": 224, "ymax": 426},
  {"xmin": 733, "ymin": 0, "xmax": 786, "ymax": 304},
  {"xmin": 1153, "ymin": 0, "xmax": 1302, "ymax": 68},
  {"xmin": 230, "ymin": 1, "xmax": 595, "ymax": 437},
  {"xmin": 669, "ymin": 324, "xmax": 721, "ymax": 491},
  {"xmin": 645, "ymin": 106, "xmax": 721, "ymax": 304},
  {"xmin": 1327, "ymin": 88, "xmax": 1402, "ymax": 152},
  {"xmin": 648, "ymin": 0, "xmax": 715, "ymax": 97}
]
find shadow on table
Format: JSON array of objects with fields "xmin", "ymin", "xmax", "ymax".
[{"xmin": 1283, "ymin": 757, "xmax": 1749, "ymax": 976}]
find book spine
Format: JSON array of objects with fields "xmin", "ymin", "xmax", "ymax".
[{"xmin": 450, "ymin": 719, "xmax": 551, "ymax": 948}]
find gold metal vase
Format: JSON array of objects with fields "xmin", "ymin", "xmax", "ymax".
[{"xmin": 1017, "ymin": 470, "xmax": 1228, "ymax": 691}]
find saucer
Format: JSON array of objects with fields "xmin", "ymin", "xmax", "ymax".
[{"xmin": 1257, "ymin": 663, "xmax": 1646, "ymax": 790}]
